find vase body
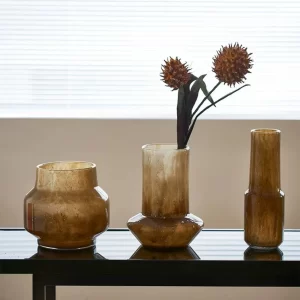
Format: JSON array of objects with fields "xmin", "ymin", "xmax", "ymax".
[
  {"xmin": 127, "ymin": 144, "xmax": 204, "ymax": 249},
  {"xmin": 244, "ymin": 129, "xmax": 284, "ymax": 250},
  {"xmin": 24, "ymin": 161, "xmax": 109, "ymax": 250}
]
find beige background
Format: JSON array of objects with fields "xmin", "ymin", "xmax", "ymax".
[{"xmin": 0, "ymin": 119, "xmax": 299, "ymax": 299}]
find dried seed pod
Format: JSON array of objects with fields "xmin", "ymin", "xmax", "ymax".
[{"xmin": 213, "ymin": 43, "xmax": 253, "ymax": 86}]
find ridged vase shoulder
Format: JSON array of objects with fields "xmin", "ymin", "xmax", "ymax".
[
  {"xmin": 24, "ymin": 161, "xmax": 109, "ymax": 250},
  {"xmin": 127, "ymin": 144, "xmax": 204, "ymax": 249}
]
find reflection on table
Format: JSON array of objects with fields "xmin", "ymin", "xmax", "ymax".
[
  {"xmin": 244, "ymin": 247, "xmax": 283, "ymax": 261},
  {"xmin": 29, "ymin": 246, "xmax": 105, "ymax": 260},
  {"xmin": 130, "ymin": 246, "xmax": 200, "ymax": 260}
]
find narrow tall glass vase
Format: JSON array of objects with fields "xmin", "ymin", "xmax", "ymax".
[{"xmin": 244, "ymin": 129, "xmax": 284, "ymax": 250}]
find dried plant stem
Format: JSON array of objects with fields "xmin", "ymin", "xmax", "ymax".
[
  {"xmin": 191, "ymin": 81, "xmax": 221, "ymax": 119},
  {"xmin": 184, "ymin": 84, "xmax": 250, "ymax": 146}
]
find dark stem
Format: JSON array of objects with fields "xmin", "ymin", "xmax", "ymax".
[
  {"xmin": 188, "ymin": 73, "xmax": 198, "ymax": 84},
  {"xmin": 177, "ymin": 75, "xmax": 197, "ymax": 149},
  {"xmin": 184, "ymin": 84, "xmax": 250, "ymax": 146},
  {"xmin": 191, "ymin": 81, "xmax": 221, "ymax": 119},
  {"xmin": 177, "ymin": 86, "xmax": 187, "ymax": 149}
]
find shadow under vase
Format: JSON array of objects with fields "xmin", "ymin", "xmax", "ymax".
[
  {"xmin": 130, "ymin": 245, "xmax": 200, "ymax": 260},
  {"xmin": 244, "ymin": 247, "xmax": 283, "ymax": 261},
  {"xmin": 28, "ymin": 245, "xmax": 106, "ymax": 260}
]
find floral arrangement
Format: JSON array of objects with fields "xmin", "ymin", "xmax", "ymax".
[{"xmin": 161, "ymin": 43, "xmax": 253, "ymax": 149}]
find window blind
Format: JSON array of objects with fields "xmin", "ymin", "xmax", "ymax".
[{"xmin": 0, "ymin": 0, "xmax": 299, "ymax": 119}]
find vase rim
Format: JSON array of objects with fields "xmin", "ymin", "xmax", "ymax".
[
  {"xmin": 251, "ymin": 128, "xmax": 281, "ymax": 134},
  {"xmin": 142, "ymin": 143, "xmax": 190, "ymax": 151},
  {"xmin": 36, "ymin": 161, "xmax": 96, "ymax": 172}
]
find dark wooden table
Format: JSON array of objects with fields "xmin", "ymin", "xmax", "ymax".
[{"xmin": 0, "ymin": 228, "xmax": 300, "ymax": 300}]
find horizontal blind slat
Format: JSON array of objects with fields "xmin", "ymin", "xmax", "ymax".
[{"xmin": 0, "ymin": 0, "xmax": 299, "ymax": 119}]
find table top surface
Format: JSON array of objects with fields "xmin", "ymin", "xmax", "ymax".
[
  {"xmin": 1, "ymin": 228, "xmax": 300, "ymax": 287},
  {"xmin": 0, "ymin": 228, "xmax": 299, "ymax": 261}
]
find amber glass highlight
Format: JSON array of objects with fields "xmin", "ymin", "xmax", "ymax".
[
  {"xmin": 127, "ymin": 144, "xmax": 203, "ymax": 249},
  {"xmin": 244, "ymin": 129, "xmax": 284, "ymax": 249},
  {"xmin": 24, "ymin": 161, "xmax": 109, "ymax": 250}
]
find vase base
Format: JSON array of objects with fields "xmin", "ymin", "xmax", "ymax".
[
  {"xmin": 38, "ymin": 239, "xmax": 95, "ymax": 251},
  {"xmin": 248, "ymin": 245, "xmax": 278, "ymax": 251},
  {"xmin": 127, "ymin": 213, "xmax": 204, "ymax": 249}
]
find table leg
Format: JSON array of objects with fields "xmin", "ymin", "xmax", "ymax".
[
  {"xmin": 45, "ymin": 286, "xmax": 56, "ymax": 300},
  {"xmin": 32, "ymin": 274, "xmax": 56, "ymax": 300}
]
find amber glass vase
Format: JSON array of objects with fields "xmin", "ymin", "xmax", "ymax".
[
  {"xmin": 24, "ymin": 161, "xmax": 109, "ymax": 250},
  {"xmin": 127, "ymin": 144, "xmax": 204, "ymax": 249},
  {"xmin": 244, "ymin": 129, "xmax": 284, "ymax": 250}
]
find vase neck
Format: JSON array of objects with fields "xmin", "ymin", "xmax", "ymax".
[
  {"xmin": 142, "ymin": 144, "xmax": 189, "ymax": 217},
  {"xmin": 249, "ymin": 129, "xmax": 281, "ymax": 193},
  {"xmin": 35, "ymin": 162, "xmax": 98, "ymax": 192}
]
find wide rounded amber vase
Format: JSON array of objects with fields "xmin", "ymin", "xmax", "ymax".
[{"xmin": 24, "ymin": 161, "xmax": 109, "ymax": 250}]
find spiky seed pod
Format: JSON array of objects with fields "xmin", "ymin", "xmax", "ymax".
[
  {"xmin": 212, "ymin": 43, "xmax": 253, "ymax": 87},
  {"xmin": 161, "ymin": 57, "xmax": 191, "ymax": 90}
]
